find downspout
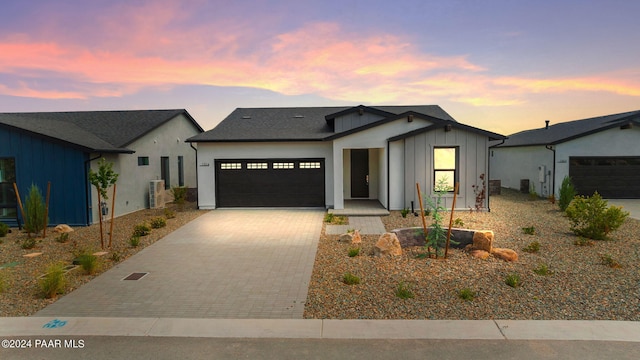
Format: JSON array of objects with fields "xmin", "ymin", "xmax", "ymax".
[
  {"xmin": 487, "ymin": 139, "xmax": 506, "ymax": 212},
  {"xmin": 84, "ymin": 154, "xmax": 103, "ymax": 226},
  {"xmin": 190, "ymin": 143, "xmax": 199, "ymax": 209},
  {"xmin": 386, "ymin": 139, "xmax": 390, "ymax": 210},
  {"xmin": 545, "ymin": 144, "xmax": 556, "ymax": 197}
]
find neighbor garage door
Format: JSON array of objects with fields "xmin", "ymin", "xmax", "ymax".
[
  {"xmin": 215, "ymin": 159, "xmax": 325, "ymax": 207},
  {"xmin": 569, "ymin": 156, "xmax": 640, "ymax": 198}
]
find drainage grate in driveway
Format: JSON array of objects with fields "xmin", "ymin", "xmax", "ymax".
[{"xmin": 123, "ymin": 272, "xmax": 148, "ymax": 281}]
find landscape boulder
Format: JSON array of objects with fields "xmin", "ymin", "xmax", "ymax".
[
  {"xmin": 470, "ymin": 249, "xmax": 490, "ymax": 260},
  {"xmin": 491, "ymin": 248, "xmax": 518, "ymax": 262},
  {"xmin": 351, "ymin": 229, "xmax": 362, "ymax": 244},
  {"xmin": 54, "ymin": 224, "xmax": 74, "ymax": 234},
  {"xmin": 339, "ymin": 233, "xmax": 353, "ymax": 243},
  {"xmin": 374, "ymin": 232, "xmax": 403, "ymax": 257},
  {"xmin": 472, "ymin": 231, "xmax": 493, "ymax": 253}
]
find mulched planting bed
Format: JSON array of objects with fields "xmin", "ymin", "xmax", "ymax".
[{"xmin": 304, "ymin": 189, "xmax": 640, "ymax": 320}]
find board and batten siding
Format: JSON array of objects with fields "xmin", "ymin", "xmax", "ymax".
[
  {"xmin": 334, "ymin": 112, "xmax": 386, "ymax": 133},
  {"xmin": 397, "ymin": 127, "xmax": 490, "ymax": 211}
]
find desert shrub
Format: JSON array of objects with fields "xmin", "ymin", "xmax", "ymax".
[
  {"xmin": 458, "ymin": 288, "xmax": 476, "ymax": 301},
  {"xmin": 39, "ymin": 262, "xmax": 66, "ymax": 299},
  {"xmin": 522, "ymin": 226, "xmax": 535, "ymax": 235},
  {"xmin": 76, "ymin": 251, "xmax": 100, "ymax": 275},
  {"xmin": 150, "ymin": 217, "xmax": 166, "ymax": 229},
  {"xmin": 522, "ymin": 241, "xmax": 540, "ymax": 253},
  {"xmin": 401, "ymin": 208, "xmax": 410, "ymax": 218},
  {"xmin": 110, "ymin": 252, "xmax": 121, "ymax": 262},
  {"xmin": 533, "ymin": 263, "xmax": 552, "ymax": 276},
  {"xmin": 164, "ymin": 208, "xmax": 176, "ymax": 219},
  {"xmin": 342, "ymin": 272, "xmax": 360, "ymax": 285},
  {"xmin": 348, "ymin": 248, "xmax": 360, "ymax": 257},
  {"xmin": 0, "ymin": 222, "xmax": 9, "ymax": 237},
  {"xmin": 171, "ymin": 186, "xmax": 188, "ymax": 205},
  {"xmin": 565, "ymin": 192, "xmax": 629, "ymax": 240},
  {"xmin": 454, "ymin": 218, "xmax": 464, "ymax": 227},
  {"xmin": 133, "ymin": 223, "xmax": 151, "ymax": 237},
  {"xmin": 24, "ymin": 184, "xmax": 47, "ymax": 236},
  {"xmin": 55, "ymin": 232, "xmax": 69, "ymax": 243},
  {"xmin": 573, "ymin": 237, "xmax": 594, "ymax": 247},
  {"xmin": 505, "ymin": 273, "xmax": 522, "ymax": 288},
  {"xmin": 130, "ymin": 235, "xmax": 141, "ymax": 247},
  {"xmin": 558, "ymin": 176, "xmax": 576, "ymax": 212},
  {"xmin": 395, "ymin": 282, "xmax": 415, "ymax": 299},
  {"xmin": 21, "ymin": 238, "xmax": 36, "ymax": 249},
  {"xmin": 600, "ymin": 254, "xmax": 622, "ymax": 268}
]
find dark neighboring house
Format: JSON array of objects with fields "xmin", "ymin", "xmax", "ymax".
[
  {"xmin": 490, "ymin": 110, "xmax": 640, "ymax": 198},
  {"xmin": 0, "ymin": 109, "xmax": 203, "ymax": 227}
]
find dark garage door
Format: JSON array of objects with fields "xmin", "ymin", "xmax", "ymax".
[
  {"xmin": 569, "ymin": 156, "xmax": 640, "ymax": 198},
  {"xmin": 215, "ymin": 159, "xmax": 325, "ymax": 207}
]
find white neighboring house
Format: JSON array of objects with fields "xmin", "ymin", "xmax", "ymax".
[
  {"xmin": 187, "ymin": 105, "xmax": 505, "ymax": 211},
  {"xmin": 490, "ymin": 110, "xmax": 640, "ymax": 199}
]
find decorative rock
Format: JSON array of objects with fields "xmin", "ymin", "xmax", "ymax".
[
  {"xmin": 472, "ymin": 231, "xmax": 494, "ymax": 253},
  {"xmin": 492, "ymin": 248, "xmax": 518, "ymax": 262},
  {"xmin": 470, "ymin": 249, "xmax": 490, "ymax": 260},
  {"xmin": 339, "ymin": 233, "xmax": 353, "ymax": 243},
  {"xmin": 374, "ymin": 233, "xmax": 403, "ymax": 257},
  {"xmin": 23, "ymin": 252, "xmax": 43, "ymax": 258},
  {"xmin": 54, "ymin": 224, "xmax": 74, "ymax": 233},
  {"xmin": 351, "ymin": 230, "xmax": 362, "ymax": 244}
]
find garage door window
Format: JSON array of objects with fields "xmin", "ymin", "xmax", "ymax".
[
  {"xmin": 300, "ymin": 162, "xmax": 321, "ymax": 169},
  {"xmin": 273, "ymin": 162, "xmax": 295, "ymax": 169},
  {"xmin": 247, "ymin": 163, "xmax": 268, "ymax": 169},
  {"xmin": 221, "ymin": 163, "xmax": 242, "ymax": 170}
]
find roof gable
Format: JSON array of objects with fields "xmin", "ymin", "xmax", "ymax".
[
  {"xmin": 0, "ymin": 109, "xmax": 203, "ymax": 152},
  {"xmin": 497, "ymin": 110, "xmax": 640, "ymax": 147}
]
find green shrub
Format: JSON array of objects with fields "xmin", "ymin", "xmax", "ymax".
[
  {"xmin": 0, "ymin": 222, "xmax": 9, "ymax": 237},
  {"xmin": 558, "ymin": 176, "xmax": 576, "ymax": 212},
  {"xmin": 505, "ymin": 273, "xmax": 522, "ymax": 288},
  {"xmin": 401, "ymin": 208, "xmax": 410, "ymax": 218},
  {"xmin": 76, "ymin": 252, "xmax": 100, "ymax": 275},
  {"xmin": 130, "ymin": 235, "xmax": 141, "ymax": 247},
  {"xmin": 21, "ymin": 238, "xmax": 36, "ymax": 249},
  {"xmin": 39, "ymin": 262, "xmax": 66, "ymax": 299},
  {"xmin": 522, "ymin": 226, "xmax": 536, "ymax": 235},
  {"xmin": 395, "ymin": 282, "xmax": 414, "ymax": 299},
  {"xmin": 342, "ymin": 272, "xmax": 360, "ymax": 285},
  {"xmin": 600, "ymin": 254, "xmax": 622, "ymax": 268},
  {"xmin": 533, "ymin": 263, "xmax": 552, "ymax": 276},
  {"xmin": 24, "ymin": 184, "xmax": 47, "ymax": 236},
  {"xmin": 458, "ymin": 288, "xmax": 476, "ymax": 301},
  {"xmin": 55, "ymin": 232, "xmax": 69, "ymax": 243},
  {"xmin": 348, "ymin": 248, "xmax": 360, "ymax": 257},
  {"xmin": 454, "ymin": 218, "xmax": 464, "ymax": 227},
  {"xmin": 133, "ymin": 223, "xmax": 151, "ymax": 237},
  {"xmin": 522, "ymin": 241, "xmax": 540, "ymax": 253},
  {"xmin": 171, "ymin": 186, "xmax": 188, "ymax": 205},
  {"xmin": 565, "ymin": 192, "xmax": 629, "ymax": 240},
  {"xmin": 528, "ymin": 183, "xmax": 538, "ymax": 200},
  {"xmin": 164, "ymin": 208, "xmax": 176, "ymax": 219},
  {"xmin": 150, "ymin": 217, "xmax": 167, "ymax": 229}
]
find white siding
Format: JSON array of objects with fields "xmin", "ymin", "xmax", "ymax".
[{"xmin": 490, "ymin": 146, "xmax": 553, "ymax": 197}]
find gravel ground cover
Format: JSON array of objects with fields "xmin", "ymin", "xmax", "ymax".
[
  {"xmin": 304, "ymin": 189, "xmax": 640, "ymax": 320},
  {"xmin": 0, "ymin": 203, "xmax": 204, "ymax": 317}
]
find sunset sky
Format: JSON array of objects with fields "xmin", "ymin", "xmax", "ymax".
[{"xmin": 1, "ymin": 0, "xmax": 639, "ymax": 135}]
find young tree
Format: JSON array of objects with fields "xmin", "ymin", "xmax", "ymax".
[
  {"xmin": 89, "ymin": 158, "xmax": 119, "ymax": 248},
  {"xmin": 24, "ymin": 183, "xmax": 47, "ymax": 238}
]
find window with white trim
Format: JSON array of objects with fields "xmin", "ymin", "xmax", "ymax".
[
  {"xmin": 433, "ymin": 147, "xmax": 458, "ymax": 192},
  {"xmin": 299, "ymin": 162, "xmax": 321, "ymax": 169},
  {"xmin": 273, "ymin": 162, "xmax": 295, "ymax": 169},
  {"xmin": 247, "ymin": 162, "xmax": 268, "ymax": 169},
  {"xmin": 220, "ymin": 163, "xmax": 242, "ymax": 170}
]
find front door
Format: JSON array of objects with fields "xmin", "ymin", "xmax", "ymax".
[{"xmin": 350, "ymin": 149, "xmax": 369, "ymax": 198}]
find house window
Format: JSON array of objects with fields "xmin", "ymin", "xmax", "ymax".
[
  {"xmin": 247, "ymin": 163, "xmax": 268, "ymax": 169},
  {"xmin": 161, "ymin": 157, "xmax": 170, "ymax": 189},
  {"xmin": 0, "ymin": 158, "xmax": 17, "ymax": 220},
  {"xmin": 433, "ymin": 147, "xmax": 458, "ymax": 192},
  {"xmin": 273, "ymin": 162, "xmax": 294, "ymax": 169},
  {"xmin": 138, "ymin": 157, "xmax": 149, "ymax": 166},
  {"xmin": 220, "ymin": 163, "xmax": 242, "ymax": 170},
  {"xmin": 299, "ymin": 162, "xmax": 321, "ymax": 169},
  {"xmin": 177, "ymin": 156, "xmax": 184, "ymax": 187}
]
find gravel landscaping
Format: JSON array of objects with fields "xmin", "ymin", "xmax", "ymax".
[
  {"xmin": 0, "ymin": 203, "xmax": 204, "ymax": 317},
  {"xmin": 304, "ymin": 189, "xmax": 640, "ymax": 320}
]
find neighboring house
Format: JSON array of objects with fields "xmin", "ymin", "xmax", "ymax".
[
  {"xmin": 186, "ymin": 105, "xmax": 505, "ymax": 211},
  {"xmin": 0, "ymin": 109, "xmax": 203, "ymax": 227},
  {"xmin": 490, "ymin": 110, "xmax": 640, "ymax": 199}
]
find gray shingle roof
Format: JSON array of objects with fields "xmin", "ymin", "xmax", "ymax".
[
  {"xmin": 496, "ymin": 110, "xmax": 640, "ymax": 147},
  {"xmin": 187, "ymin": 105, "xmax": 459, "ymax": 142},
  {"xmin": 0, "ymin": 109, "xmax": 203, "ymax": 153}
]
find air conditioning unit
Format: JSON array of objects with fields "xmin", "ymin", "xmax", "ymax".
[{"xmin": 149, "ymin": 180, "xmax": 165, "ymax": 209}]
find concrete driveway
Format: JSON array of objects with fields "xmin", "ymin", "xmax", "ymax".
[
  {"xmin": 606, "ymin": 199, "xmax": 640, "ymax": 220},
  {"xmin": 35, "ymin": 209, "xmax": 324, "ymax": 319}
]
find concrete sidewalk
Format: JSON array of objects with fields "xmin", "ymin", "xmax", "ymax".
[{"xmin": 1, "ymin": 317, "xmax": 639, "ymax": 341}]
